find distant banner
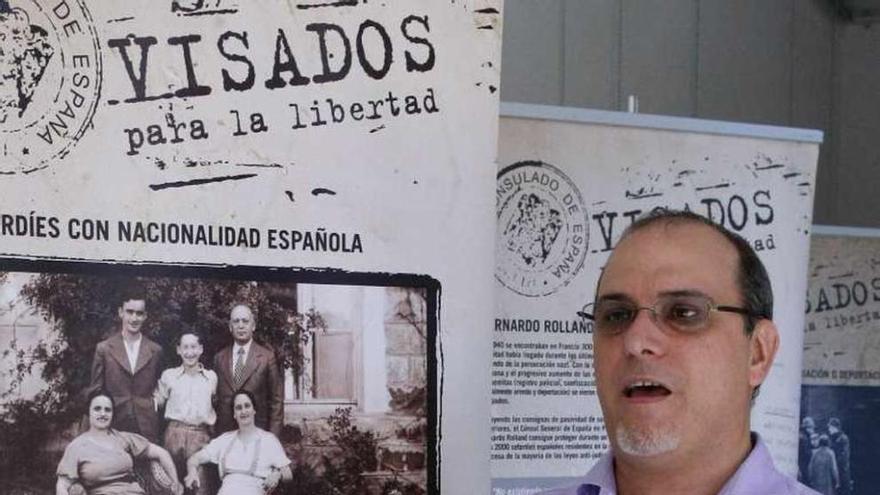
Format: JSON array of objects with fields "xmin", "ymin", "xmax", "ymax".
[
  {"xmin": 799, "ymin": 235, "xmax": 880, "ymax": 495},
  {"xmin": 492, "ymin": 108, "xmax": 820, "ymax": 493}
]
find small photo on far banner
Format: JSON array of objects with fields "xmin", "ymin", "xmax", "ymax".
[{"xmin": 800, "ymin": 234, "xmax": 880, "ymax": 495}]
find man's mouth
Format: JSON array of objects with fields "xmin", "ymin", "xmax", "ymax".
[{"xmin": 623, "ymin": 380, "xmax": 671, "ymax": 399}]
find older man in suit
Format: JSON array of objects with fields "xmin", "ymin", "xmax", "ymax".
[
  {"xmin": 87, "ymin": 289, "xmax": 163, "ymax": 442},
  {"xmin": 213, "ymin": 304, "xmax": 284, "ymax": 437}
]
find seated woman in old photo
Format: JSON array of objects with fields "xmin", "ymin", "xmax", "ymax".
[
  {"xmin": 55, "ymin": 390, "xmax": 182, "ymax": 495},
  {"xmin": 185, "ymin": 390, "xmax": 292, "ymax": 495}
]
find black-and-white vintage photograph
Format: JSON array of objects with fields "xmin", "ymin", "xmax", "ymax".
[{"xmin": 0, "ymin": 261, "xmax": 437, "ymax": 495}]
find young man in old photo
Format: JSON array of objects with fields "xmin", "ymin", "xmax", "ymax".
[
  {"xmin": 87, "ymin": 288, "xmax": 163, "ymax": 443},
  {"xmin": 544, "ymin": 210, "xmax": 818, "ymax": 495}
]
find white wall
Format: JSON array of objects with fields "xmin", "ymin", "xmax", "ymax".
[
  {"xmin": 294, "ymin": 284, "xmax": 390, "ymax": 414},
  {"xmin": 0, "ymin": 273, "xmax": 55, "ymax": 403}
]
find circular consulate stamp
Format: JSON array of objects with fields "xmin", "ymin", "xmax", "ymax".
[
  {"xmin": 496, "ymin": 160, "xmax": 589, "ymax": 297},
  {"xmin": 0, "ymin": 0, "xmax": 102, "ymax": 174}
]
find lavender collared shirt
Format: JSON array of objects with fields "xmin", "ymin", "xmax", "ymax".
[{"xmin": 541, "ymin": 434, "xmax": 820, "ymax": 495}]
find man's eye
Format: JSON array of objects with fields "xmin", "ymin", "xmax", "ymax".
[
  {"xmin": 601, "ymin": 307, "xmax": 634, "ymax": 324},
  {"xmin": 666, "ymin": 304, "xmax": 703, "ymax": 323}
]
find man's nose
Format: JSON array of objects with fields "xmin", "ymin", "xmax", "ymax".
[{"xmin": 622, "ymin": 308, "xmax": 667, "ymax": 357}]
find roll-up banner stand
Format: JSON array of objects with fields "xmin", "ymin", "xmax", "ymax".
[
  {"xmin": 492, "ymin": 103, "xmax": 822, "ymax": 493},
  {"xmin": 0, "ymin": 1, "xmax": 503, "ymax": 493},
  {"xmin": 800, "ymin": 226, "xmax": 880, "ymax": 495}
]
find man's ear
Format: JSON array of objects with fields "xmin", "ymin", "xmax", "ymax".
[{"xmin": 749, "ymin": 319, "xmax": 779, "ymax": 389}]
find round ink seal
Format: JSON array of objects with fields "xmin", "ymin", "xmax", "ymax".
[
  {"xmin": 0, "ymin": 0, "xmax": 102, "ymax": 174},
  {"xmin": 496, "ymin": 160, "xmax": 589, "ymax": 297}
]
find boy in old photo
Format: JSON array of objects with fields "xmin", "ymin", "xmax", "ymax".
[{"xmin": 154, "ymin": 332, "xmax": 217, "ymax": 495}]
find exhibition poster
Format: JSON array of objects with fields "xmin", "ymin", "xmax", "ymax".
[
  {"xmin": 0, "ymin": 1, "xmax": 503, "ymax": 494},
  {"xmin": 492, "ymin": 106, "xmax": 821, "ymax": 493}
]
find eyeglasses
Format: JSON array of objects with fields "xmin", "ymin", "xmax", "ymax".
[{"xmin": 578, "ymin": 293, "xmax": 755, "ymax": 335}]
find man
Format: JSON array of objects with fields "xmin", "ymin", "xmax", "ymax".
[
  {"xmin": 544, "ymin": 210, "xmax": 817, "ymax": 495},
  {"xmin": 798, "ymin": 416, "xmax": 816, "ymax": 484},
  {"xmin": 827, "ymin": 417, "xmax": 852, "ymax": 495},
  {"xmin": 87, "ymin": 288, "xmax": 163, "ymax": 442},
  {"xmin": 154, "ymin": 332, "xmax": 217, "ymax": 495},
  {"xmin": 213, "ymin": 304, "xmax": 284, "ymax": 436}
]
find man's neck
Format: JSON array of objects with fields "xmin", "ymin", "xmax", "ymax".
[
  {"xmin": 234, "ymin": 340, "xmax": 252, "ymax": 348},
  {"xmin": 614, "ymin": 431, "xmax": 752, "ymax": 495},
  {"xmin": 121, "ymin": 330, "xmax": 141, "ymax": 343}
]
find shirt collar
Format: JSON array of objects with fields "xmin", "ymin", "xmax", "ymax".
[
  {"xmin": 717, "ymin": 433, "xmax": 790, "ymax": 494},
  {"xmin": 175, "ymin": 363, "xmax": 208, "ymax": 378},
  {"xmin": 576, "ymin": 450, "xmax": 616, "ymax": 494},
  {"xmin": 573, "ymin": 433, "xmax": 786, "ymax": 495},
  {"xmin": 233, "ymin": 340, "xmax": 252, "ymax": 356}
]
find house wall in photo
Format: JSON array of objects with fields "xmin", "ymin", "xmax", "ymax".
[{"xmin": 0, "ymin": 273, "xmax": 54, "ymax": 403}]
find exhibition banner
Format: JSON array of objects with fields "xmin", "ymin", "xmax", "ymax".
[
  {"xmin": 800, "ymin": 234, "xmax": 880, "ymax": 495},
  {"xmin": 0, "ymin": 1, "xmax": 503, "ymax": 493},
  {"xmin": 491, "ymin": 105, "xmax": 821, "ymax": 493}
]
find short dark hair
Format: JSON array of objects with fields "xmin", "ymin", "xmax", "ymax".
[
  {"xmin": 117, "ymin": 283, "xmax": 148, "ymax": 308},
  {"xmin": 231, "ymin": 389, "xmax": 258, "ymax": 419},
  {"xmin": 614, "ymin": 208, "xmax": 773, "ymax": 335},
  {"xmin": 87, "ymin": 389, "xmax": 116, "ymax": 413},
  {"xmin": 177, "ymin": 331, "xmax": 203, "ymax": 346}
]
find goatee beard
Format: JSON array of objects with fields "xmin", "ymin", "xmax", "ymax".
[{"xmin": 615, "ymin": 423, "xmax": 680, "ymax": 456}]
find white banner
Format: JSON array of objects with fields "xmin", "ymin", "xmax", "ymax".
[
  {"xmin": 491, "ymin": 105, "xmax": 820, "ymax": 493},
  {"xmin": 0, "ymin": 1, "xmax": 503, "ymax": 493}
]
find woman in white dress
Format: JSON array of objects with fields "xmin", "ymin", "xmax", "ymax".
[{"xmin": 184, "ymin": 390, "xmax": 292, "ymax": 494}]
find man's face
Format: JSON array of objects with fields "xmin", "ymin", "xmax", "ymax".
[
  {"xmin": 593, "ymin": 222, "xmax": 774, "ymax": 462},
  {"xmin": 118, "ymin": 299, "xmax": 147, "ymax": 336},
  {"xmin": 229, "ymin": 305, "xmax": 255, "ymax": 345},
  {"xmin": 802, "ymin": 417, "xmax": 815, "ymax": 432},
  {"xmin": 177, "ymin": 334, "xmax": 203, "ymax": 367}
]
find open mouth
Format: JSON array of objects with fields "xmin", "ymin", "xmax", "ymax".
[{"xmin": 624, "ymin": 380, "xmax": 671, "ymax": 399}]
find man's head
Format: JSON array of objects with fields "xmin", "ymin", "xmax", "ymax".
[
  {"xmin": 590, "ymin": 209, "xmax": 779, "ymax": 462},
  {"xmin": 176, "ymin": 332, "xmax": 204, "ymax": 368},
  {"xmin": 117, "ymin": 288, "xmax": 147, "ymax": 337},
  {"xmin": 802, "ymin": 416, "xmax": 815, "ymax": 432},
  {"xmin": 827, "ymin": 417, "xmax": 841, "ymax": 435},
  {"xmin": 229, "ymin": 304, "xmax": 256, "ymax": 345}
]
